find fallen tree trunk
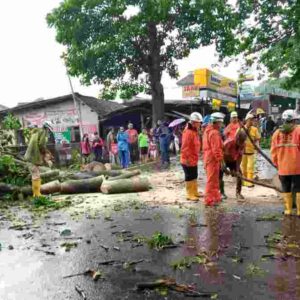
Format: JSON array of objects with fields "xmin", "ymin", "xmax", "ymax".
[
  {"xmin": 89, "ymin": 170, "xmax": 123, "ymax": 177},
  {"xmin": 60, "ymin": 176, "xmax": 104, "ymax": 194},
  {"xmin": 21, "ymin": 180, "xmax": 61, "ymax": 196},
  {"xmin": 0, "ymin": 182, "xmax": 19, "ymax": 194},
  {"xmin": 101, "ymin": 177, "xmax": 151, "ymax": 194},
  {"xmin": 107, "ymin": 170, "xmax": 141, "ymax": 181},
  {"xmin": 40, "ymin": 170, "xmax": 60, "ymax": 180}
]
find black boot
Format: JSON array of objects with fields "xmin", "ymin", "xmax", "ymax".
[{"xmin": 220, "ymin": 180, "xmax": 227, "ymax": 200}]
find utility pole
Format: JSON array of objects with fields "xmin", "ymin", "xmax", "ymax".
[{"xmin": 66, "ymin": 67, "xmax": 83, "ymax": 140}]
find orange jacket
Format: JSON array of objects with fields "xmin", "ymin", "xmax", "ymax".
[
  {"xmin": 224, "ymin": 122, "xmax": 240, "ymax": 140},
  {"xmin": 180, "ymin": 123, "xmax": 201, "ymax": 166},
  {"xmin": 271, "ymin": 126, "xmax": 300, "ymax": 175},
  {"xmin": 203, "ymin": 124, "xmax": 223, "ymax": 165}
]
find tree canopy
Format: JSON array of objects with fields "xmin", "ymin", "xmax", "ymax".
[
  {"xmin": 238, "ymin": 0, "xmax": 300, "ymax": 89},
  {"xmin": 47, "ymin": 0, "xmax": 239, "ymax": 124}
]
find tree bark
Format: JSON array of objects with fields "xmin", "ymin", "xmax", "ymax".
[
  {"xmin": 148, "ymin": 22, "xmax": 165, "ymax": 126},
  {"xmin": 107, "ymin": 170, "xmax": 141, "ymax": 181},
  {"xmin": 101, "ymin": 177, "xmax": 151, "ymax": 194},
  {"xmin": 21, "ymin": 180, "xmax": 62, "ymax": 196},
  {"xmin": 60, "ymin": 176, "xmax": 104, "ymax": 194}
]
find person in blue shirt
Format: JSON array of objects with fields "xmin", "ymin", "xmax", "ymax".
[
  {"xmin": 156, "ymin": 120, "xmax": 171, "ymax": 167},
  {"xmin": 117, "ymin": 127, "xmax": 129, "ymax": 169}
]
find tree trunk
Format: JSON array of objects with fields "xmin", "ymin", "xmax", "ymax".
[
  {"xmin": 60, "ymin": 176, "xmax": 104, "ymax": 194},
  {"xmin": 21, "ymin": 180, "xmax": 62, "ymax": 196},
  {"xmin": 148, "ymin": 22, "xmax": 164, "ymax": 127},
  {"xmin": 107, "ymin": 170, "xmax": 141, "ymax": 181},
  {"xmin": 101, "ymin": 177, "xmax": 151, "ymax": 194}
]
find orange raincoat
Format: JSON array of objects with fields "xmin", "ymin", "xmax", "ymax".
[
  {"xmin": 224, "ymin": 122, "xmax": 240, "ymax": 140},
  {"xmin": 271, "ymin": 126, "xmax": 300, "ymax": 176},
  {"xmin": 180, "ymin": 124, "xmax": 201, "ymax": 167},
  {"xmin": 203, "ymin": 124, "xmax": 223, "ymax": 206}
]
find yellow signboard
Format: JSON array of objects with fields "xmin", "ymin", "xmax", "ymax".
[{"xmin": 194, "ymin": 68, "xmax": 237, "ymax": 97}]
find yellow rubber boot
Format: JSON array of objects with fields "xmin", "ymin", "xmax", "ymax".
[
  {"xmin": 282, "ymin": 193, "xmax": 293, "ymax": 216},
  {"xmin": 186, "ymin": 181, "xmax": 199, "ymax": 201},
  {"xmin": 247, "ymin": 172, "xmax": 255, "ymax": 188},
  {"xmin": 296, "ymin": 193, "xmax": 300, "ymax": 217},
  {"xmin": 32, "ymin": 179, "xmax": 42, "ymax": 197},
  {"xmin": 192, "ymin": 180, "xmax": 202, "ymax": 198}
]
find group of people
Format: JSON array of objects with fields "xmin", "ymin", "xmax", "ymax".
[
  {"xmin": 180, "ymin": 109, "xmax": 300, "ymax": 214},
  {"xmin": 80, "ymin": 122, "xmax": 178, "ymax": 169}
]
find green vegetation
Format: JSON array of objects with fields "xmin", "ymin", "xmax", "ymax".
[
  {"xmin": 61, "ymin": 242, "xmax": 78, "ymax": 252},
  {"xmin": 147, "ymin": 232, "xmax": 173, "ymax": 250},
  {"xmin": 32, "ymin": 195, "xmax": 71, "ymax": 210},
  {"xmin": 48, "ymin": 0, "xmax": 239, "ymax": 123},
  {"xmin": 246, "ymin": 263, "xmax": 266, "ymax": 277}
]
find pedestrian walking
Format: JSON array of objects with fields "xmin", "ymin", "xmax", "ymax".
[
  {"xmin": 203, "ymin": 112, "xmax": 224, "ymax": 206},
  {"xmin": 117, "ymin": 126, "xmax": 130, "ymax": 169},
  {"xmin": 126, "ymin": 123, "xmax": 138, "ymax": 164},
  {"xmin": 240, "ymin": 114, "xmax": 261, "ymax": 187},
  {"xmin": 271, "ymin": 110, "xmax": 300, "ymax": 216},
  {"xmin": 80, "ymin": 133, "xmax": 91, "ymax": 164},
  {"xmin": 138, "ymin": 128, "xmax": 149, "ymax": 164},
  {"xmin": 92, "ymin": 132, "xmax": 104, "ymax": 162},
  {"xmin": 180, "ymin": 112, "xmax": 203, "ymax": 201}
]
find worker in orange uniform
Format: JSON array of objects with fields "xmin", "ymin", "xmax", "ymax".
[
  {"xmin": 180, "ymin": 112, "xmax": 203, "ymax": 201},
  {"xmin": 241, "ymin": 113, "xmax": 261, "ymax": 187},
  {"xmin": 271, "ymin": 110, "xmax": 300, "ymax": 216},
  {"xmin": 203, "ymin": 112, "xmax": 224, "ymax": 206},
  {"xmin": 224, "ymin": 111, "xmax": 240, "ymax": 140}
]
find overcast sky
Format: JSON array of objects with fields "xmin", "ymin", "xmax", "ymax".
[{"xmin": 0, "ymin": 1, "xmax": 241, "ymax": 108}]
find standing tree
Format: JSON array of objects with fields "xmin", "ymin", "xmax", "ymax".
[
  {"xmin": 237, "ymin": 0, "xmax": 300, "ymax": 89},
  {"xmin": 47, "ymin": 0, "xmax": 239, "ymax": 124}
]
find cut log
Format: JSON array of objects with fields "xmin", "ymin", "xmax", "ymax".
[
  {"xmin": 89, "ymin": 170, "xmax": 123, "ymax": 177},
  {"xmin": 60, "ymin": 176, "xmax": 104, "ymax": 194},
  {"xmin": 21, "ymin": 180, "xmax": 61, "ymax": 196},
  {"xmin": 104, "ymin": 163, "xmax": 112, "ymax": 171},
  {"xmin": 40, "ymin": 170, "xmax": 60, "ymax": 180},
  {"xmin": 81, "ymin": 161, "xmax": 105, "ymax": 172},
  {"xmin": 0, "ymin": 183, "xmax": 19, "ymax": 194},
  {"xmin": 101, "ymin": 177, "xmax": 151, "ymax": 194},
  {"xmin": 107, "ymin": 170, "xmax": 141, "ymax": 181}
]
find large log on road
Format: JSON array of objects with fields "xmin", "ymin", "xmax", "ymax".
[
  {"xmin": 21, "ymin": 180, "xmax": 61, "ymax": 196},
  {"xmin": 60, "ymin": 176, "xmax": 104, "ymax": 194},
  {"xmin": 107, "ymin": 170, "xmax": 141, "ymax": 181},
  {"xmin": 101, "ymin": 177, "xmax": 151, "ymax": 194}
]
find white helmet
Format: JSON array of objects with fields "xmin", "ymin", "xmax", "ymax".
[
  {"xmin": 211, "ymin": 112, "xmax": 225, "ymax": 123},
  {"xmin": 245, "ymin": 113, "xmax": 255, "ymax": 121},
  {"xmin": 282, "ymin": 109, "xmax": 297, "ymax": 122},
  {"xmin": 190, "ymin": 112, "xmax": 203, "ymax": 123},
  {"xmin": 231, "ymin": 111, "xmax": 238, "ymax": 118}
]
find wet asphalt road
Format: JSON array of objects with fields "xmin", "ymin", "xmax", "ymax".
[
  {"xmin": 1, "ymin": 153, "xmax": 298, "ymax": 300},
  {"xmin": 2, "ymin": 199, "xmax": 300, "ymax": 300}
]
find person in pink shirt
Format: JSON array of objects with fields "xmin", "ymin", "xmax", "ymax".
[
  {"xmin": 126, "ymin": 123, "xmax": 139, "ymax": 164},
  {"xmin": 80, "ymin": 133, "xmax": 91, "ymax": 163}
]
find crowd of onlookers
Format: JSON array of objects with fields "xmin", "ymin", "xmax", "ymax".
[
  {"xmin": 79, "ymin": 113, "xmax": 286, "ymax": 169},
  {"xmin": 80, "ymin": 121, "xmax": 183, "ymax": 168}
]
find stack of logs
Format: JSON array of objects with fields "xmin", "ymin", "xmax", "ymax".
[{"xmin": 0, "ymin": 161, "xmax": 151, "ymax": 197}]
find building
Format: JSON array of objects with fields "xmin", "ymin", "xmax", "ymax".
[
  {"xmin": 0, "ymin": 93, "xmax": 124, "ymax": 144},
  {"xmin": 177, "ymin": 68, "xmax": 238, "ymax": 108},
  {"xmin": 0, "ymin": 104, "xmax": 7, "ymax": 111}
]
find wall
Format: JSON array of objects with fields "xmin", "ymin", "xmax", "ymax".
[{"xmin": 14, "ymin": 99, "xmax": 99, "ymax": 144}]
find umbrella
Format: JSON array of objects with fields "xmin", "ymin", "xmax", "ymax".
[{"xmin": 168, "ymin": 118, "xmax": 186, "ymax": 128}]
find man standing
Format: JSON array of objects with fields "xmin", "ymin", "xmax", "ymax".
[
  {"xmin": 271, "ymin": 110, "xmax": 300, "ymax": 216},
  {"xmin": 203, "ymin": 112, "xmax": 224, "ymax": 206},
  {"xmin": 224, "ymin": 111, "xmax": 240, "ymax": 140},
  {"xmin": 126, "ymin": 123, "xmax": 138, "ymax": 165},
  {"xmin": 157, "ymin": 120, "xmax": 171, "ymax": 167},
  {"xmin": 180, "ymin": 112, "xmax": 202, "ymax": 201},
  {"xmin": 24, "ymin": 122, "xmax": 53, "ymax": 197},
  {"xmin": 266, "ymin": 116, "xmax": 276, "ymax": 137},
  {"xmin": 241, "ymin": 114, "xmax": 261, "ymax": 187}
]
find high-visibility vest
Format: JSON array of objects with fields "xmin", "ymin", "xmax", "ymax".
[{"xmin": 271, "ymin": 126, "xmax": 300, "ymax": 175}]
